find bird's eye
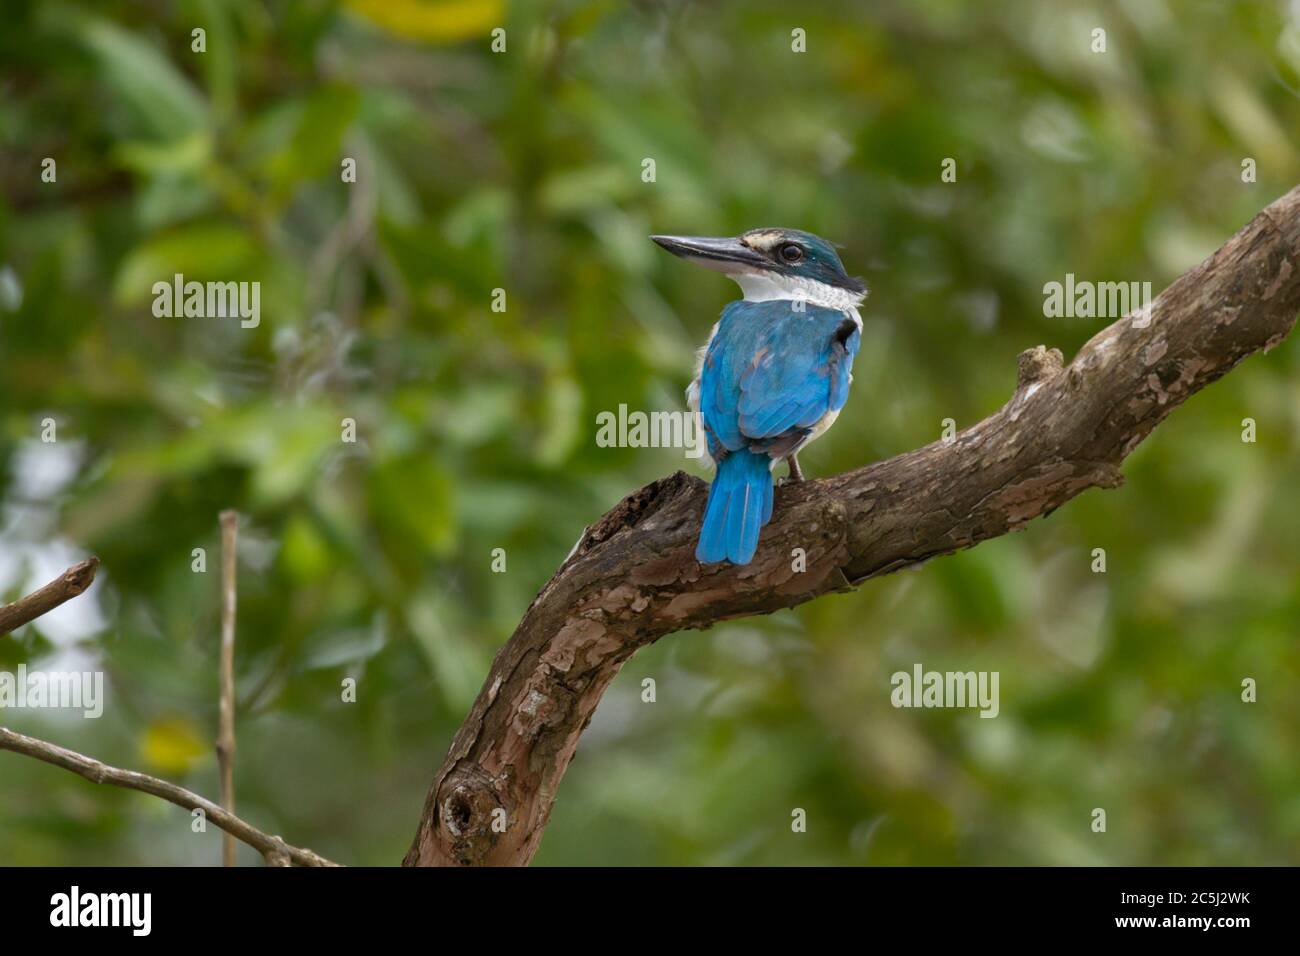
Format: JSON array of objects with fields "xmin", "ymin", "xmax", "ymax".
[{"xmin": 779, "ymin": 243, "xmax": 804, "ymax": 264}]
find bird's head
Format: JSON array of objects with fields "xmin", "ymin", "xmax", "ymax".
[{"xmin": 650, "ymin": 227, "xmax": 866, "ymax": 309}]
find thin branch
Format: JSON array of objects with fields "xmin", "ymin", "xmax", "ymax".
[
  {"xmin": 405, "ymin": 183, "xmax": 1300, "ymax": 867},
  {"xmin": 0, "ymin": 558, "xmax": 100, "ymax": 636},
  {"xmin": 217, "ymin": 510, "xmax": 239, "ymax": 867},
  {"xmin": 0, "ymin": 535, "xmax": 334, "ymax": 866},
  {"xmin": 0, "ymin": 727, "xmax": 340, "ymax": 867}
]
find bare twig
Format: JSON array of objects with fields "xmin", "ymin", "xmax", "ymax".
[
  {"xmin": 405, "ymin": 183, "xmax": 1300, "ymax": 866},
  {"xmin": 217, "ymin": 510, "xmax": 239, "ymax": 867},
  {"xmin": 0, "ymin": 558, "xmax": 99, "ymax": 636},
  {"xmin": 0, "ymin": 727, "xmax": 340, "ymax": 867},
  {"xmin": 0, "ymin": 544, "xmax": 336, "ymax": 865}
]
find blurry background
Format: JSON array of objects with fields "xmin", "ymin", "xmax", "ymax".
[{"xmin": 2, "ymin": 0, "xmax": 1299, "ymax": 866}]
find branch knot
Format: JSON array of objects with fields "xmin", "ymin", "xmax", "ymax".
[{"xmin": 1016, "ymin": 346, "xmax": 1064, "ymax": 389}]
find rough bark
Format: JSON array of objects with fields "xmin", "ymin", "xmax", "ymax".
[{"xmin": 404, "ymin": 185, "xmax": 1300, "ymax": 867}]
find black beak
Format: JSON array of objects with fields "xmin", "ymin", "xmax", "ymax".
[{"xmin": 649, "ymin": 234, "xmax": 767, "ymax": 270}]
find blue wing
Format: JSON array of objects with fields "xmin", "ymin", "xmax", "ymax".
[{"xmin": 699, "ymin": 300, "xmax": 860, "ymax": 459}]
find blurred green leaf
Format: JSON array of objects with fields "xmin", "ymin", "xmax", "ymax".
[{"xmin": 74, "ymin": 16, "xmax": 210, "ymax": 140}]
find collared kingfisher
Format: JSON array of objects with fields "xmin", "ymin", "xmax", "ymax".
[{"xmin": 652, "ymin": 228, "xmax": 866, "ymax": 566}]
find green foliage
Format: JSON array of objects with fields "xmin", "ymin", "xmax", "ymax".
[{"xmin": 1, "ymin": 0, "xmax": 1299, "ymax": 865}]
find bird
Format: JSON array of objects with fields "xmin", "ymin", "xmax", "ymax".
[{"xmin": 651, "ymin": 228, "xmax": 866, "ymax": 566}]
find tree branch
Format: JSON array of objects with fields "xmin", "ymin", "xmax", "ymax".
[
  {"xmin": 1, "ymin": 551, "xmax": 337, "ymax": 866},
  {"xmin": 0, "ymin": 727, "xmax": 340, "ymax": 866},
  {"xmin": 0, "ymin": 558, "xmax": 99, "ymax": 636},
  {"xmin": 404, "ymin": 184, "xmax": 1300, "ymax": 866},
  {"xmin": 217, "ymin": 510, "xmax": 239, "ymax": 867}
]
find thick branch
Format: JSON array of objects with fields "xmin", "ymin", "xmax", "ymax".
[
  {"xmin": 0, "ymin": 558, "xmax": 99, "ymax": 635},
  {"xmin": 405, "ymin": 184, "xmax": 1300, "ymax": 867},
  {"xmin": 0, "ymin": 727, "xmax": 339, "ymax": 867}
]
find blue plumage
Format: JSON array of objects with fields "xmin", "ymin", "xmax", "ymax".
[
  {"xmin": 694, "ymin": 300, "xmax": 860, "ymax": 563},
  {"xmin": 651, "ymin": 227, "xmax": 866, "ymax": 565}
]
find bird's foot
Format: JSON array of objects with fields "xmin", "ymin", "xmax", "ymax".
[{"xmin": 785, "ymin": 455, "xmax": 805, "ymax": 483}]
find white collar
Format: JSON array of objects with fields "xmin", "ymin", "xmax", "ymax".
[{"xmin": 732, "ymin": 270, "xmax": 866, "ymax": 311}]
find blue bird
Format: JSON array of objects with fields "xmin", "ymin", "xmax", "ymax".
[{"xmin": 652, "ymin": 228, "xmax": 866, "ymax": 565}]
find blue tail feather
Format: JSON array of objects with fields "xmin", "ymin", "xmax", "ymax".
[{"xmin": 696, "ymin": 449, "xmax": 774, "ymax": 565}]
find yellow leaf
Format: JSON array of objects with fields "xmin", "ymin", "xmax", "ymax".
[
  {"xmin": 140, "ymin": 717, "xmax": 209, "ymax": 774},
  {"xmin": 346, "ymin": 0, "xmax": 502, "ymax": 43}
]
